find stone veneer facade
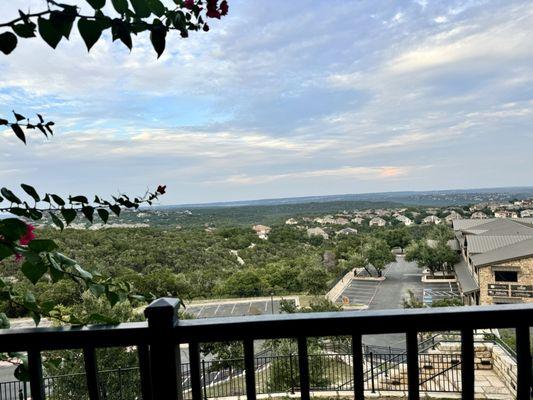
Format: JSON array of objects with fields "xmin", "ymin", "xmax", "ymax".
[{"xmin": 478, "ymin": 256, "xmax": 533, "ymax": 305}]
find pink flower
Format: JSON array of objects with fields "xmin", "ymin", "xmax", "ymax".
[
  {"xmin": 19, "ymin": 224, "xmax": 35, "ymax": 246},
  {"xmin": 220, "ymin": 0, "xmax": 228, "ymax": 16},
  {"xmin": 184, "ymin": 0, "xmax": 195, "ymax": 10}
]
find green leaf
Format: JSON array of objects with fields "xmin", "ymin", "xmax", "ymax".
[
  {"xmin": 11, "ymin": 124, "xmax": 26, "ymax": 144},
  {"xmin": 110, "ymin": 204, "xmax": 121, "ymax": 216},
  {"xmin": 21, "ymin": 260, "xmax": 47, "ymax": 284},
  {"xmin": 12, "ymin": 22, "xmax": 36, "ymax": 38},
  {"xmin": 0, "ymin": 32, "xmax": 17, "ymax": 55},
  {"xmin": 147, "ymin": 0, "xmax": 166, "ymax": 17},
  {"xmin": 38, "ymin": 17, "xmax": 63, "ymax": 49},
  {"xmin": 8, "ymin": 207, "xmax": 29, "ymax": 218},
  {"xmin": 82, "ymin": 206, "xmax": 95, "ymax": 222},
  {"xmin": 51, "ymin": 194, "xmax": 65, "ymax": 206},
  {"xmin": 30, "ymin": 311, "xmax": 41, "ymax": 326},
  {"xmin": 14, "ymin": 363, "xmax": 30, "ymax": 382},
  {"xmin": 20, "ymin": 184, "xmax": 40, "ymax": 202},
  {"xmin": 28, "ymin": 239, "xmax": 58, "ymax": 253},
  {"xmin": 86, "ymin": 0, "xmax": 106, "ymax": 9},
  {"xmin": 106, "ymin": 290, "xmax": 120, "ymax": 306},
  {"xmin": 27, "ymin": 209, "xmax": 43, "ymax": 221},
  {"xmin": 50, "ymin": 212, "xmax": 64, "ymax": 230},
  {"xmin": 112, "ymin": 20, "xmax": 132, "ymax": 50},
  {"xmin": 1, "ymin": 187, "xmax": 22, "ymax": 204},
  {"xmin": 49, "ymin": 8, "xmax": 77, "ymax": 39},
  {"xmin": 130, "ymin": 0, "xmax": 152, "ymax": 18},
  {"xmin": 87, "ymin": 313, "xmax": 118, "ymax": 324},
  {"xmin": 0, "ymin": 243, "xmax": 14, "ymax": 261},
  {"xmin": 97, "ymin": 208, "xmax": 109, "ymax": 223},
  {"xmin": 0, "ymin": 218, "xmax": 27, "ymax": 241},
  {"xmin": 88, "ymin": 283, "xmax": 105, "ymax": 297},
  {"xmin": 112, "ymin": 0, "xmax": 129, "ymax": 14},
  {"xmin": 150, "ymin": 23, "xmax": 166, "ymax": 58},
  {"xmin": 73, "ymin": 264, "xmax": 93, "ymax": 280},
  {"xmin": 70, "ymin": 195, "xmax": 89, "ymax": 204},
  {"xmin": 61, "ymin": 208, "xmax": 77, "ymax": 225},
  {"xmin": 78, "ymin": 18, "xmax": 103, "ymax": 51}
]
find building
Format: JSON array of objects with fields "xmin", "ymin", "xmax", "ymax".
[
  {"xmin": 422, "ymin": 215, "xmax": 441, "ymax": 225},
  {"xmin": 285, "ymin": 218, "xmax": 298, "ymax": 225},
  {"xmin": 445, "ymin": 211, "xmax": 463, "ymax": 224},
  {"xmin": 252, "ymin": 224, "xmax": 271, "ymax": 240},
  {"xmin": 471, "ymin": 211, "xmax": 488, "ymax": 219},
  {"xmin": 369, "ymin": 217, "xmax": 386, "ymax": 227},
  {"xmin": 351, "ymin": 217, "xmax": 364, "ymax": 225},
  {"xmin": 395, "ymin": 215, "xmax": 413, "ymax": 226},
  {"xmin": 494, "ymin": 210, "xmax": 518, "ymax": 219},
  {"xmin": 520, "ymin": 210, "xmax": 533, "ymax": 218},
  {"xmin": 306, "ymin": 227, "xmax": 329, "ymax": 239},
  {"xmin": 452, "ymin": 218, "xmax": 533, "ymax": 305},
  {"xmin": 336, "ymin": 227, "xmax": 358, "ymax": 235}
]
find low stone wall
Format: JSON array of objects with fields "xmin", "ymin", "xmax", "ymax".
[
  {"xmin": 435, "ymin": 342, "xmax": 493, "ymax": 369},
  {"xmin": 325, "ymin": 269, "xmax": 354, "ymax": 302},
  {"xmin": 492, "ymin": 346, "xmax": 517, "ymax": 394}
]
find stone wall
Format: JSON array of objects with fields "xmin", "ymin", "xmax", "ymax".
[
  {"xmin": 478, "ymin": 255, "xmax": 533, "ymax": 305},
  {"xmin": 435, "ymin": 342, "xmax": 493, "ymax": 369},
  {"xmin": 492, "ymin": 346, "xmax": 517, "ymax": 395}
]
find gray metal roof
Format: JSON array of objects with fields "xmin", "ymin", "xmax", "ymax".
[
  {"xmin": 471, "ymin": 237, "xmax": 533, "ymax": 267},
  {"xmin": 454, "ymin": 259, "xmax": 479, "ymax": 294},
  {"xmin": 447, "ymin": 239, "xmax": 460, "ymax": 251},
  {"xmin": 466, "ymin": 235, "xmax": 533, "ymax": 254},
  {"xmin": 452, "ymin": 219, "xmax": 496, "ymax": 231}
]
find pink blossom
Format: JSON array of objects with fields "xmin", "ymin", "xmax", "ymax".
[
  {"xmin": 220, "ymin": 0, "xmax": 228, "ymax": 16},
  {"xmin": 19, "ymin": 224, "xmax": 35, "ymax": 245},
  {"xmin": 184, "ymin": 0, "xmax": 195, "ymax": 10}
]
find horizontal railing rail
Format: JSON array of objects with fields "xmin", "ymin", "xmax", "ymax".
[{"xmin": 0, "ymin": 299, "xmax": 531, "ymax": 400}]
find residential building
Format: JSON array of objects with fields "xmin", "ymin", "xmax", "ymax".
[
  {"xmin": 422, "ymin": 215, "xmax": 441, "ymax": 225},
  {"xmin": 252, "ymin": 224, "xmax": 271, "ymax": 240},
  {"xmin": 494, "ymin": 210, "xmax": 518, "ymax": 219},
  {"xmin": 369, "ymin": 217, "xmax": 386, "ymax": 227},
  {"xmin": 452, "ymin": 218, "xmax": 533, "ymax": 305},
  {"xmin": 351, "ymin": 217, "xmax": 364, "ymax": 225},
  {"xmin": 395, "ymin": 215, "xmax": 413, "ymax": 226},
  {"xmin": 285, "ymin": 218, "xmax": 298, "ymax": 225},
  {"xmin": 445, "ymin": 211, "xmax": 463, "ymax": 224},
  {"xmin": 306, "ymin": 227, "xmax": 329, "ymax": 239},
  {"xmin": 471, "ymin": 211, "xmax": 488, "ymax": 219},
  {"xmin": 336, "ymin": 227, "xmax": 358, "ymax": 235},
  {"xmin": 520, "ymin": 210, "xmax": 533, "ymax": 218}
]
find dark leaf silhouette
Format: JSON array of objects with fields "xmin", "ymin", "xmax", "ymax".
[
  {"xmin": 0, "ymin": 32, "xmax": 17, "ymax": 54},
  {"xmin": 11, "ymin": 124, "xmax": 26, "ymax": 144},
  {"xmin": 38, "ymin": 17, "xmax": 63, "ymax": 49}
]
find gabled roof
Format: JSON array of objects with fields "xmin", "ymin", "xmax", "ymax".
[
  {"xmin": 452, "ymin": 219, "xmax": 496, "ymax": 231},
  {"xmin": 471, "ymin": 237, "xmax": 533, "ymax": 267},
  {"xmin": 466, "ymin": 235, "xmax": 533, "ymax": 254},
  {"xmin": 457, "ymin": 218, "xmax": 533, "ymax": 236},
  {"xmin": 454, "ymin": 259, "xmax": 479, "ymax": 294}
]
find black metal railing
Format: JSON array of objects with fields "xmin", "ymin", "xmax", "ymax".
[
  {"xmin": 0, "ymin": 352, "xmax": 465, "ymax": 399},
  {"xmin": 0, "ymin": 299, "xmax": 531, "ymax": 400}
]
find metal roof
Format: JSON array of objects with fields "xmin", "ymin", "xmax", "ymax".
[
  {"xmin": 466, "ymin": 235, "xmax": 533, "ymax": 254},
  {"xmin": 471, "ymin": 237, "xmax": 533, "ymax": 267},
  {"xmin": 454, "ymin": 259, "xmax": 479, "ymax": 294}
]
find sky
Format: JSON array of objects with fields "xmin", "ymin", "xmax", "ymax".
[{"xmin": 1, "ymin": 0, "xmax": 533, "ymax": 205}]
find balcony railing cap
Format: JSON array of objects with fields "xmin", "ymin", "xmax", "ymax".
[{"xmin": 144, "ymin": 297, "xmax": 180, "ymax": 329}]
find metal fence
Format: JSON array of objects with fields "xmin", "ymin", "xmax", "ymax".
[{"xmin": 0, "ymin": 351, "xmax": 466, "ymax": 399}]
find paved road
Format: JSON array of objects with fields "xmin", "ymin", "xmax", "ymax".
[{"xmin": 362, "ymin": 256, "xmax": 422, "ymax": 349}]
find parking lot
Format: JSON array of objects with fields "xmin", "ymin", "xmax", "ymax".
[
  {"xmin": 183, "ymin": 298, "xmax": 297, "ymax": 318},
  {"xmin": 338, "ymin": 279, "xmax": 380, "ymax": 306},
  {"xmin": 422, "ymin": 281, "xmax": 460, "ymax": 305}
]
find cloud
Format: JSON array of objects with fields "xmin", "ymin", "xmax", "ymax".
[{"xmin": 1, "ymin": 0, "xmax": 533, "ymax": 203}]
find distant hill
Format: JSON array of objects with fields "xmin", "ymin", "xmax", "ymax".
[{"xmin": 169, "ymin": 186, "xmax": 533, "ymax": 209}]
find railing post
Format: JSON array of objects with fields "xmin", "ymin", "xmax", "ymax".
[
  {"xmin": 406, "ymin": 330, "xmax": 420, "ymax": 400},
  {"xmin": 289, "ymin": 354, "xmax": 295, "ymax": 394},
  {"xmin": 27, "ymin": 349, "xmax": 45, "ymax": 400},
  {"xmin": 516, "ymin": 324, "xmax": 531, "ymax": 400},
  {"xmin": 369, "ymin": 351, "xmax": 375, "ymax": 393},
  {"xmin": 352, "ymin": 333, "xmax": 364, "ymax": 400},
  {"xmin": 297, "ymin": 336, "xmax": 311, "ymax": 400},
  {"xmin": 202, "ymin": 360, "xmax": 208, "ymax": 400},
  {"xmin": 144, "ymin": 297, "xmax": 182, "ymax": 400},
  {"xmin": 461, "ymin": 329, "xmax": 474, "ymax": 400}
]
